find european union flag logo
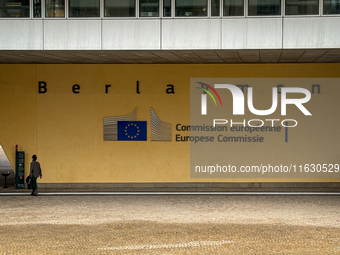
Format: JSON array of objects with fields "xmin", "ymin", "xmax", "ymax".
[{"xmin": 117, "ymin": 121, "xmax": 147, "ymax": 141}]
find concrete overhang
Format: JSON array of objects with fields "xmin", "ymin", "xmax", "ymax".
[{"xmin": 0, "ymin": 49, "xmax": 340, "ymax": 64}]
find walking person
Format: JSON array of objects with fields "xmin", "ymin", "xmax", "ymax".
[{"xmin": 30, "ymin": 154, "xmax": 42, "ymax": 196}]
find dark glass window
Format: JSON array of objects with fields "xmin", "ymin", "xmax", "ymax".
[
  {"xmin": 46, "ymin": 0, "xmax": 65, "ymax": 18},
  {"xmin": 211, "ymin": 0, "xmax": 220, "ymax": 16},
  {"xmin": 33, "ymin": 0, "xmax": 41, "ymax": 18},
  {"xmin": 139, "ymin": 0, "xmax": 159, "ymax": 17},
  {"xmin": 223, "ymin": 0, "xmax": 244, "ymax": 16},
  {"xmin": 248, "ymin": 0, "xmax": 281, "ymax": 16},
  {"xmin": 69, "ymin": 0, "xmax": 100, "ymax": 17},
  {"xmin": 175, "ymin": 0, "xmax": 207, "ymax": 16},
  {"xmin": 323, "ymin": 0, "xmax": 340, "ymax": 15},
  {"xmin": 163, "ymin": 0, "xmax": 171, "ymax": 16},
  {"xmin": 105, "ymin": 0, "xmax": 135, "ymax": 17},
  {"xmin": 323, "ymin": 0, "xmax": 340, "ymax": 14},
  {"xmin": 285, "ymin": 0, "xmax": 319, "ymax": 15},
  {"xmin": 0, "ymin": 0, "xmax": 29, "ymax": 18}
]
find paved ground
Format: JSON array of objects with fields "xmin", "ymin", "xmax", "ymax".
[{"xmin": 0, "ymin": 195, "xmax": 339, "ymax": 254}]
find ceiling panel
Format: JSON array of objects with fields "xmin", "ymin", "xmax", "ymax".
[
  {"xmin": 260, "ymin": 50, "xmax": 282, "ymax": 63},
  {"xmin": 193, "ymin": 51, "xmax": 224, "ymax": 63},
  {"xmin": 149, "ymin": 51, "xmax": 190, "ymax": 63},
  {"xmin": 128, "ymin": 51, "xmax": 168, "ymax": 63},
  {"xmin": 237, "ymin": 51, "xmax": 260, "ymax": 63},
  {"xmin": 215, "ymin": 51, "xmax": 242, "ymax": 63},
  {"xmin": 171, "ymin": 51, "xmax": 207, "ymax": 63},
  {"xmin": 278, "ymin": 50, "xmax": 304, "ymax": 63},
  {"xmin": 314, "ymin": 49, "xmax": 340, "ymax": 63},
  {"xmin": 296, "ymin": 50, "xmax": 328, "ymax": 63}
]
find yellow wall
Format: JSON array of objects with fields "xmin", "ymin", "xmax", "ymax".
[{"xmin": 0, "ymin": 64, "xmax": 339, "ymax": 183}]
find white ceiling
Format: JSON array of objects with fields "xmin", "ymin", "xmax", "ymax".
[{"xmin": 0, "ymin": 49, "xmax": 339, "ymax": 64}]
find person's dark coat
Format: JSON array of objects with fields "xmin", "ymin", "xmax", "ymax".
[{"xmin": 30, "ymin": 161, "xmax": 42, "ymax": 178}]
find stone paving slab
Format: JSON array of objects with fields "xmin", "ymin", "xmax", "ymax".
[{"xmin": 0, "ymin": 195, "xmax": 339, "ymax": 254}]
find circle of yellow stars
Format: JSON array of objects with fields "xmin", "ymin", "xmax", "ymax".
[{"xmin": 125, "ymin": 123, "xmax": 140, "ymax": 139}]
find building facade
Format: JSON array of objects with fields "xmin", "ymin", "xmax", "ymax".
[{"xmin": 0, "ymin": 0, "xmax": 339, "ymax": 188}]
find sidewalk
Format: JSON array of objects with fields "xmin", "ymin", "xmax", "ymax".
[{"xmin": 0, "ymin": 194, "xmax": 339, "ymax": 254}]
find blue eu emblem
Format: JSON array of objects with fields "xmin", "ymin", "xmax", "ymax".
[{"xmin": 117, "ymin": 121, "xmax": 147, "ymax": 141}]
